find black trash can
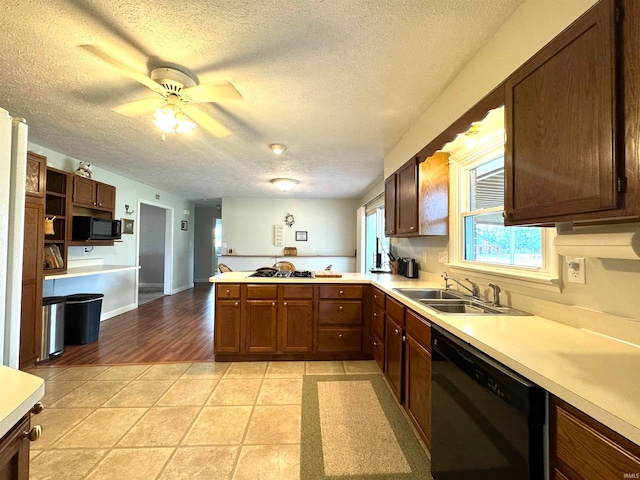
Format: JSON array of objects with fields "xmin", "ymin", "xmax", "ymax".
[{"xmin": 64, "ymin": 293, "xmax": 104, "ymax": 345}]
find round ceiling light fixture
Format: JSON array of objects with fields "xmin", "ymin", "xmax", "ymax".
[
  {"xmin": 270, "ymin": 143, "xmax": 287, "ymax": 154},
  {"xmin": 271, "ymin": 178, "xmax": 298, "ymax": 192}
]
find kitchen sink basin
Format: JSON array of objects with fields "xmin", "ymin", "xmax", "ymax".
[
  {"xmin": 393, "ymin": 288, "xmax": 462, "ymax": 301},
  {"xmin": 419, "ymin": 299, "xmax": 503, "ymax": 314}
]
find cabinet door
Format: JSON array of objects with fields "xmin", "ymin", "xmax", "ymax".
[
  {"xmin": 20, "ymin": 201, "xmax": 44, "ymax": 368},
  {"xmin": 96, "ymin": 183, "xmax": 116, "ymax": 210},
  {"xmin": 72, "ymin": 176, "xmax": 96, "ymax": 207},
  {"xmin": 397, "ymin": 158, "xmax": 418, "ymax": 234},
  {"xmin": 0, "ymin": 415, "xmax": 30, "ymax": 480},
  {"xmin": 371, "ymin": 332, "xmax": 385, "ymax": 372},
  {"xmin": 25, "ymin": 152, "xmax": 46, "ymax": 198},
  {"xmin": 214, "ymin": 300, "xmax": 241, "ymax": 354},
  {"xmin": 281, "ymin": 299, "xmax": 313, "ymax": 353},
  {"xmin": 384, "ymin": 174, "xmax": 397, "ymax": 236},
  {"xmin": 385, "ymin": 316, "xmax": 404, "ymax": 402},
  {"xmin": 245, "ymin": 301, "xmax": 278, "ymax": 353},
  {"xmin": 419, "ymin": 152, "xmax": 449, "ymax": 236},
  {"xmin": 505, "ymin": 0, "xmax": 620, "ymax": 225},
  {"xmin": 405, "ymin": 334, "xmax": 432, "ymax": 449}
]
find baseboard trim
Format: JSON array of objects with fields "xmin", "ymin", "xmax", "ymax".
[
  {"xmin": 171, "ymin": 283, "xmax": 194, "ymax": 295},
  {"xmin": 139, "ymin": 282, "xmax": 164, "ymax": 288},
  {"xmin": 100, "ymin": 303, "xmax": 137, "ymax": 321}
]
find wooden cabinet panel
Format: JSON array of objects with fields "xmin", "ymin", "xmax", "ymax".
[
  {"xmin": 217, "ymin": 284, "xmax": 240, "ymax": 299},
  {"xmin": 384, "ymin": 175, "xmax": 397, "ymax": 236},
  {"xmin": 385, "ymin": 315, "xmax": 404, "ymax": 402},
  {"xmin": 95, "ymin": 182, "xmax": 115, "ymax": 210},
  {"xmin": 318, "ymin": 285, "xmax": 363, "ymax": 299},
  {"xmin": 371, "ymin": 304, "xmax": 385, "ymax": 340},
  {"xmin": 318, "ymin": 301, "xmax": 362, "ymax": 325},
  {"xmin": 404, "ymin": 333, "xmax": 432, "ymax": 449},
  {"xmin": 397, "ymin": 158, "xmax": 419, "ymax": 234},
  {"xmin": 419, "ymin": 152, "xmax": 449, "ymax": 236},
  {"xmin": 317, "ymin": 328, "xmax": 362, "ymax": 352},
  {"xmin": 386, "ymin": 296, "xmax": 405, "ymax": 327},
  {"xmin": 283, "ymin": 285, "xmax": 313, "ymax": 299},
  {"xmin": 405, "ymin": 310, "xmax": 431, "ymax": 354},
  {"xmin": 246, "ymin": 285, "xmax": 277, "ymax": 299},
  {"xmin": 372, "ymin": 287, "xmax": 385, "ymax": 308},
  {"xmin": 551, "ymin": 397, "xmax": 640, "ymax": 480},
  {"xmin": 72, "ymin": 176, "xmax": 96, "ymax": 207},
  {"xmin": 505, "ymin": 0, "xmax": 621, "ymax": 224},
  {"xmin": 25, "ymin": 152, "xmax": 46, "ymax": 198},
  {"xmin": 371, "ymin": 332, "xmax": 385, "ymax": 372},
  {"xmin": 214, "ymin": 300, "xmax": 241, "ymax": 354},
  {"xmin": 280, "ymin": 300, "xmax": 313, "ymax": 353},
  {"xmin": 20, "ymin": 201, "xmax": 44, "ymax": 368},
  {"xmin": 245, "ymin": 301, "xmax": 277, "ymax": 353},
  {"xmin": 0, "ymin": 415, "xmax": 30, "ymax": 480}
]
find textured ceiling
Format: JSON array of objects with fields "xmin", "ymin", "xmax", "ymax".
[{"xmin": 0, "ymin": 0, "xmax": 523, "ymax": 201}]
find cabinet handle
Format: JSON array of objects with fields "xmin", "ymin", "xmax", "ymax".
[
  {"xmin": 234, "ymin": 302, "xmax": 239, "ymax": 306},
  {"xmin": 24, "ymin": 425, "xmax": 42, "ymax": 442},
  {"xmin": 373, "ymin": 312, "xmax": 378, "ymax": 317},
  {"xmin": 99, "ymin": 203, "xmax": 102, "ymax": 206},
  {"xmin": 374, "ymin": 294, "xmax": 378, "ymax": 299},
  {"xmin": 402, "ymin": 335, "xmax": 406, "ymax": 342},
  {"xmin": 225, "ymin": 289, "xmax": 230, "ymax": 296},
  {"xmin": 339, "ymin": 290, "xmax": 344, "ymax": 295},
  {"xmin": 338, "ymin": 306, "xmax": 343, "ymax": 311},
  {"xmin": 31, "ymin": 402, "xmax": 43, "ymax": 415},
  {"xmin": 373, "ymin": 341, "xmax": 378, "ymax": 346},
  {"xmin": 272, "ymin": 302, "xmax": 276, "ymax": 306},
  {"xmin": 284, "ymin": 302, "xmax": 288, "ymax": 306},
  {"xmin": 394, "ymin": 328, "xmax": 399, "ymax": 335},
  {"xmin": 410, "ymin": 226, "xmax": 415, "ymax": 230},
  {"xmin": 338, "ymin": 333, "xmax": 343, "ymax": 339}
]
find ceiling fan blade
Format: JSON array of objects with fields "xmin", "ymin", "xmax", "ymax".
[
  {"xmin": 182, "ymin": 105, "xmax": 232, "ymax": 138},
  {"xmin": 113, "ymin": 98, "xmax": 162, "ymax": 117},
  {"xmin": 79, "ymin": 45, "xmax": 165, "ymax": 95},
  {"xmin": 180, "ymin": 82, "xmax": 243, "ymax": 103}
]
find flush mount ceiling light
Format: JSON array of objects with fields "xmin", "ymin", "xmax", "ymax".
[
  {"xmin": 271, "ymin": 178, "xmax": 298, "ymax": 192},
  {"xmin": 153, "ymin": 94, "xmax": 197, "ymax": 140},
  {"xmin": 270, "ymin": 143, "xmax": 287, "ymax": 154}
]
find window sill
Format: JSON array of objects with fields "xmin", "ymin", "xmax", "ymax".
[{"xmin": 445, "ymin": 261, "xmax": 561, "ymax": 293}]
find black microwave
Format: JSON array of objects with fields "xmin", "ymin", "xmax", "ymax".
[{"xmin": 72, "ymin": 216, "xmax": 121, "ymax": 241}]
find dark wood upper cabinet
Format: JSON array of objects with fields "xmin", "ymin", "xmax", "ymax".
[
  {"xmin": 72, "ymin": 177, "xmax": 116, "ymax": 211},
  {"xmin": 25, "ymin": 152, "xmax": 46, "ymax": 198},
  {"xmin": 505, "ymin": 0, "xmax": 622, "ymax": 225},
  {"xmin": 384, "ymin": 174, "xmax": 397, "ymax": 236},
  {"xmin": 397, "ymin": 158, "xmax": 419, "ymax": 234}
]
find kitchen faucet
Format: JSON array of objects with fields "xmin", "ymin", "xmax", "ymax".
[
  {"xmin": 488, "ymin": 282, "xmax": 502, "ymax": 306},
  {"xmin": 441, "ymin": 272, "xmax": 480, "ymax": 299}
]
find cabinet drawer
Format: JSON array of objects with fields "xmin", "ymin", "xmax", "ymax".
[
  {"xmin": 372, "ymin": 305, "xmax": 385, "ymax": 340},
  {"xmin": 283, "ymin": 285, "xmax": 313, "ymax": 299},
  {"xmin": 247, "ymin": 284, "xmax": 277, "ymax": 299},
  {"xmin": 405, "ymin": 309, "xmax": 431, "ymax": 353},
  {"xmin": 317, "ymin": 328, "xmax": 362, "ymax": 352},
  {"xmin": 318, "ymin": 301, "xmax": 362, "ymax": 325},
  {"xmin": 386, "ymin": 296, "xmax": 405, "ymax": 325},
  {"xmin": 553, "ymin": 398, "xmax": 640, "ymax": 479},
  {"xmin": 319, "ymin": 285, "xmax": 363, "ymax": 299},
  {"xmin": 217, "ymin": 284, "xmax": 240, "ymax": 299},
  {"xmin": 372, "ymin": 287, "xmax": 385, "ymax": 308},
  {"xmin": 371, "ymin": 332, "xmax": 384, "ymax": 371}
]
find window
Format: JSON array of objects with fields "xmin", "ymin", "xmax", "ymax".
[
  {"xmin": 364, "ymin": 196, "xmax": 390, "ymax": 272},
  {"xmin": 449, "ymin": 130, "xmax": 558, "ymax": 288}
]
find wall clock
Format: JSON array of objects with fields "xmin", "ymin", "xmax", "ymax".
[{"xmin": 285, "ymin": 213, "xmax": 295, "ymax": 227}]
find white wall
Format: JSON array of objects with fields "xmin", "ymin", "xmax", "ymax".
[
  {"xmin": 221, "ymin": 197, "xmax": 359, "ymax": 272},
  {"xmin": 194, "ymin": 206, "xmax": 220, "ymax": 282},
  {"xmin": 33, "ymin": 142, "xmax": 195, "ymax": 319},
  {"xmin": 139, "ymin": 203, "xmax": 165, "ymax": 286}
]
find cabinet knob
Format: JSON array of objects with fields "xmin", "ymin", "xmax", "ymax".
[
  {"xmin": 31, "ymin": 402, "xmax": 43, "ymax": 415},
  {"xmin": 99, "ymin": 203, "xmax": 102, "ymax": 206},
  {"xmin": 410, "ymin": 226, "xmax": 415, "ymax": 230},
  {"xmin": 394, "ymin": 328, "xmax": 399, "ymax": 335},
  {"xmin": 225, "ymin": 289, "xmax": 230, "ymax": 296},
  {"xmin": 373, "ymin": 312, "xmax": 378, "ymax": 317},
  {"xmin": 338, "ymin": 333, "xmax": 343, "ymax": 339},
  {"xmin": 234, "ymin": 302, "xmax": 239, "ymax": 306},
  {"xmin": 338, "ymin": 306, "xmax": 343, "ymax": 311},
  {"xmin": 374, "ymin": 294, "xmax": 378, "ymax": 299},
  {"xmin": 502, "ymin": 211, "xmax": 512, "ymax": 218},
  {"xmin": 339, "ymin": 290, "xmax": 344, "ymax": 295},
  {"xmin": 272, "ymin": 302, "xmax": 276, "ymax": 307},
  {"xmin": 24, "ymin": 425, "xmax": 42, "ymax": 442},
  {"xmin": 93, "ymin": 202, "xmax": 97, "ymax": 206},
  {"xmin": 284, "ymin": 302, "xmax": 288, "ymax": 306},
  {"xmin": 402, "ymin": 335, "xmax": 406, "ymax": 342},
  {"xmin": 373, "ymin": 341, "xmax": 378, "ymax": 346}
]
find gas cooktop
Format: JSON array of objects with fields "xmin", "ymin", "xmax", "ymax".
[{"xmin": 248, "ymin": 270, "xmax": 315, "ymax": 278}]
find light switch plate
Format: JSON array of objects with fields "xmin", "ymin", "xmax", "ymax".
[
  {"xmin": 438, "ymin": 251, "xmax": 448, "ymax": 263},
  {"xmin": 422, "ymin": 252, "xmax": 428, "ymax": 263}
]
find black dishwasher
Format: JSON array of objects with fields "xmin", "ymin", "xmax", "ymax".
[{"xmin": 431, "ymin": 326, "xmax": 546, "ymax": 480}]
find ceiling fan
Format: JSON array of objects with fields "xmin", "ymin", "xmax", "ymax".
[{"xmin": 79, "ymin": 45, "xmax": 243, "ymax": 139}]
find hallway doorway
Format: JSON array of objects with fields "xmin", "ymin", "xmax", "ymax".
[{"xmin": 138, "ymin": 201, "xmax": 173, "ymax": 305}]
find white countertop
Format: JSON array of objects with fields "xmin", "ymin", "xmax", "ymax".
[
  {"xmin": 0, "ymin": 366, "xmax": 44, "ymax": 438},
  {"xmin": 210, "ymin": 271, "xmax": 640, "ymax": 445},
  {"xmin": 44, "ymin": 264, "xmax": 140, "ymax": 280}
]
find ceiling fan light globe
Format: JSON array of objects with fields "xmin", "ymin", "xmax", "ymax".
[
  {"xmin": 271, "ymin": 178, "xmax": 298, "ymax": 192},
  {"xmin": 154, "ymin": 106, "xmax": 178, "ymax": 132}
]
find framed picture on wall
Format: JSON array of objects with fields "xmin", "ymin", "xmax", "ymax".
[
  {"xmin": 122, "ymin": 218, "xmax": 134, "ymax": 235},
  {"xmin": 295, "ymin": 231, "xmax": 307, "ymax": 241},
  {"xmin": 181, "ymin": 220, "xmax": 188, "ymax": 231}
]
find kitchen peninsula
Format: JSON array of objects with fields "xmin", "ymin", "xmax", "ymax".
[{"xmin": 210, "ymin": 271, "xmax": 640, "ymax": 457}]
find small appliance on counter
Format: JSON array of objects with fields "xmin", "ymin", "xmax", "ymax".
[{"xmin": 397, "ymin": 258, "xmax": 419, "ymax": 278}]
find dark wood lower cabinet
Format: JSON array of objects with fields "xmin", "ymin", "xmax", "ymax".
[
  {"xmin": 244, "ymin": 301, "xmax": 278, "ymax": 353},
  {"xmin": 280, "ymin": 300, "xmax": 313, "ymax": 353},
  {"xmin": 213, "ymin": 300, "xmax": 241, "ymax": 354},
  {"xmin": 404, "ymin": 334, "xmax": 431, "ymax": 449},
  {"xmin": 0, "ymin": 415, "xmax": 30, "ymax": 480},
  {"xmin": 385, "ymin": 315, "xmax": 404, "ymax": 402}
]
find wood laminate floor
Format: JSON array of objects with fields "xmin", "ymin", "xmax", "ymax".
[{"xmin": 49, "ymin": 283, "xmax": 215, "ymax": 366}]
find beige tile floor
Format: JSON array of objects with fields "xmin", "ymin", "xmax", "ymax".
[{"xmin": 28, "ymin": 360, "xmax": 381, "ymax": 480}]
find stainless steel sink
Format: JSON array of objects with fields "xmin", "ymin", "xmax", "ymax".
[
  {"xmin": 419, "ymin": 299, "xmax": 503, "ymax": 314},
  {"xmin": 393, "ymin": 288, "xmax": 462, "ymax": 301}
]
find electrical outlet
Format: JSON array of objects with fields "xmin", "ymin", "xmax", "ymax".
[
  {"xmin": 438, "ymin": 251, "xmax": 448, "ymax": 263},
  {"xmin": 567, "ymin": 258, "xmax": 586, "ymax": 284},
  {"xmin": 422, "ymin": 252, "xmax": 428, "ymax": 263}
]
